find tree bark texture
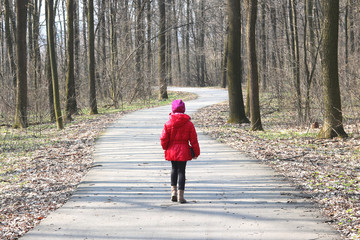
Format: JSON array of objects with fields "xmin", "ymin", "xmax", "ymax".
[
  {"xmin": 32, "ymin": 0, "xmax": 42, "ymax": 90},
  {"xmin": 88, "ymin": 0, "xmax": 98, "ymax": 114},
  {"xmin": 158, "ymin": 0, "xmax": 168, "ymax": 99},
  {"xmin": 260, "ymin": 2, "xmax": 267, "ymax": 91},
  {"xmin": 13, "ymin": 0, "xmax": 28, "ymax": 129},
  {"xmin": 135, "ymin": 0, "xmax": 144, "ymax": 98},
  {"xmin": 289, "ymin": 0, "xmax": 302, "ymax": 122},
  {"xmin": 74, "ymin": 1, "xmax": 80, "ymax": 85},
  {"xmin": 226, "ymin": 0, "xmax": 249, "ymax": 124},
  {"xmin": 166, "ymin": 0, "xmax": 173, "ymax": 86},
  {"xmin": 4, "ymin": 0, "xmax": 17, "ymax": 89},
  {"xmin": 185, "ymin": 0, "xmax": 190, "ymax": 86},
  {"xmin": 246, "ymin": 0, "xmax": 263, "ymax": 131},
  {"xmin": 47, "ymin": 0, "xmax": 64, "ymax": 129},
  {"xmin": 65, "ymin": 0, "xmax": 77, "ymax": 121},
  {"xmin": 146, "ymin": 0, "xmax": 152, "ymax": 94},
  {"xmin": 45, "ymin": 1, "xmax": 55, "ymax": 122},
  {"xmin": 110, "ymin": 0, "xmax": 119, "ymax": 108},
  {"xmin": 317, "ymin": 0, "xmax": 347, "ymax": 139},
  {"xmin": 198, "ymin": 0, "xmax": 206, "ymax": 87},
  {"xmin": 221, "ymin": 25, "xmax": 229, "ymax": 89},
  {"xmin": 173, "ymin": 1, "xmax": 182, "ymax": 84}
]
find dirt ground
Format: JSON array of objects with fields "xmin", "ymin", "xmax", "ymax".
[{"xmin": 192, "ymin": 102, "xmax": 360, "ymax": 240}]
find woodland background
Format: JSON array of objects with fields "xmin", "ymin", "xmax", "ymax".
[{"xmin": 0, "ymin": 0, "xmax": 359, "ymax": 129}]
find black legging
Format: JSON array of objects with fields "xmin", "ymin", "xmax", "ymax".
[{"xmin": 171, "ymin": 161, "xmax": 187, "ymax": 190}]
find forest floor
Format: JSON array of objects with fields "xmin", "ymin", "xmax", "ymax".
[
  {"xmin": 0, "ymin": 91, "xmax": 196, "ymax": 240},
  {"xmin": 192, "ymin": 102, "xmax": 360, "ymax": 240},
  {"xmin": 1, "ymin": 90, "xmax": 359, "ymax": 240}
]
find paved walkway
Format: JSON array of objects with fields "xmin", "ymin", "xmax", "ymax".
[{"xmin": 22, "ymin": 88, "xmax": 340, "ymax": 240}]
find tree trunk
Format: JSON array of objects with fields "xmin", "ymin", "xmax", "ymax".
[
  {"xmin": 260, "ymin": 2, "xmax": 267, "ymax": 91},
  {"xmin": 185, "ymin": 0, "xmax": 190, "ymax": 86},
  {"xmin": 317, "ymin": 0, "xmax": 347, "ymax": 139},
  {"xmin": 344, "ymin": 0, "xmax": 354, "ymax": 89},
  {"xmin": 173, "ymin": 0, "xmax": 182, "ymax": 84},
  {"xmin": 270, "ymin": 4, "xmax": 282, "ymax": 109},
  {"xmin": 82, "ymin": 0, "xmax": 88, "ymax": 73},
  {"xmin": 88, "ymin": 0, "xmax": 98, "ymax": 114},
  {"xmin": 135, "ymin": 0, "xmax": 145, "ymax": 97},
  {"xmin": 221, "ymin": 25, "xmax": 229, "ymax": 88},
  {"xmin": 47, "ymin": 0, "xmax": 64, "ymax": 129},
  {"xmin": 110, "ymin": 0, "xmax": 119, "ymax": 108},
  {"xmin": 32, "ymin": 0, "xmax": 42, "ymax": 90},
  {"xmin": 304, "ymin": 0, "xmax": 319, "ymax": 122},
  {"xmin": 13, "ymin": 0, "xmax": 28, "ymax": 129},
  {"xmin": 65, "ymin": 0, "xmax": 77, "ymax": 121},
  {"xmin": 146, "ymin": 0, "xmax": 152, "ymax": 95},
  {"xmin": 62, "ymin": 0, "xmax": 67, "ymax": 66},
  {"xmin": 226, "ymin": 0, "xmax": 249, "ymax": 124},
  {"xmin": 74, "ymin": 1, "xmax": 80, "ymax": 87},
  {"xmin": 289, "ymin": 0, "xmax": 302, "ymax": 122},
  {"xmin": 158, "ymin": 0, "xmax": 168, "ymax": 99},
  {"xmin": 246, "ymin": 0, "xmax": 263, "ymax": 131},
  {"xmin": 28, "ymin": 2, "xmax": 33, "ymax": 87},
  {"xmin": 100, "ymin": 0, "xmax": 106, "ymax": 98},
  {"xmin": 123, "ymin": 0, "xmax": 132, "ymax": 54},
  {"xmin": 0, "ymin": 19, "xmax": 4, "ymax": 82},
  {"xmin": 4, "ymin": 0, "xmax": 17, "ymax": 89},
  {"xmin": 199, "ymin": 0, "xmax": 206, "ymax": 87},
  {"xmin": 45, "ymin": 1, "xmax": 55, "ymax": 122},
  {"xmin": 166, "ymin": 0, "xmax": 173, "ymax": 86},
  {"xmin": 245, "ymin": 79, "xmax": 250, "ymax": 117}
]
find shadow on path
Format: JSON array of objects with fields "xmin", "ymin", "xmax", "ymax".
[{"xmin": 22, "ymin": 87, "xmax": 340, "ymax": 240}]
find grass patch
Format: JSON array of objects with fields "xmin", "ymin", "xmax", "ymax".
[{"xmin": 255, "ymin": 130, "xmax": 317, "ymax": 140}]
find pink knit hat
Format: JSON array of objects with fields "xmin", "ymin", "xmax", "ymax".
[{"xmin": 172, "ymin": 99, "xmax": 185, "ymax": 113}]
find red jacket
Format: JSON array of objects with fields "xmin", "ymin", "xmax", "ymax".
[{"xmin": 160, "ymin": 113, "xmax": 200, "ymax": 161}]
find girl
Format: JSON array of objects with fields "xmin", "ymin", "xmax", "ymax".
[{"xmin": 160, "ymin": 99, "xmax": 200, "ymax": 203}]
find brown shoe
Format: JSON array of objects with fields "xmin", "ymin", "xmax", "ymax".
[
  {"xmin": 178, "ymin": 190, "xmax": 187, "ymax": 203},
  {"xmin": 171, "ymin": 186, "xmax": 177, "ymax": 202}
]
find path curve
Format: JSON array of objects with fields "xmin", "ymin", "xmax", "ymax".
[{"xmin": 22, "ymin": 87, "xmax": 340, "ymax": 240}]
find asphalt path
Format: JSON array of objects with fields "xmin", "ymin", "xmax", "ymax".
[{"xmin": 22, "ymin": 87, "xmax": 340, "ymax": 240}]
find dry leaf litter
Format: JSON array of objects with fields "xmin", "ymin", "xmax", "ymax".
[
  {"xmin": 1, "ymin": 99, "xmax": 359, "ymax": 239},
  {"xmin": 0, "ymin": 91, "xmax": 197, "ymax": 239},
  {"xmin": 0, "ymin": 113, "xmax": 123, "ymax": 239},
  {"xmin": 193, "ymin": 102, "xmax": 360, "ymax": 240}
]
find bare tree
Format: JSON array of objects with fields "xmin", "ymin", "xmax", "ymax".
[
  {"xmin": 185, "ymin": 0, "xmax": 191, "ymax": 86},
  {"xmin": 45, "ymin": 0, "xmax": 55, "ymax": 122},
  {"xmin": 4, "ymin": 0, "xmax": 16, "ymax": 88},
  {"xmin": 198, "ymin": 0, "xmax": 206, "ymax": 87},
  {"xmin": 88, "ymin": 0, "xmax": 98, "ymax": 114},
  {"xmin": 146, "ymin": 0, "xmax": 153, "ymax": 93},
  {"xmin": 166, "ymin": 0, "xmax": 173, "ymax": 86},
  {"xmin": 158, "ymin": 0, "xmax": 168, "ymax": 99},
  {"xmin": 226, "ymin": 0, "xmax": 249, "ymax": 124},
  {"xmin": 32, "ymin": 0, "xmax": 42, "ymax": 91},
  {"xmin": 135, "ymin": 0, "xmax": 145, "ymax": 98},
  {"xmin": 246, "ymin": 0, "xmax": 263, "ymax": 131},
  {"xmin": 13, "ymin": 0, "xmax": 28, "ymax": 129},
  {"xmin": 260, "ymin": 1, "xmax": 267, "ymax": 91},
  {"xmin": 289, "ymin": 0, "xmax": 302, "ymax": 122},
  {"xmin": 110, "ymin": 0, "xmax": 119, "ymax": 108},
  {"xmin": 173, "ymin": 0, "xmax": 182, "ymax": 83},
  {"xmin": 317, "ymin": 0, "xmax": 347, "ymax": 138},
  {"xmin": 221, "ymin": 25, "xmax": 229, "ymax": 89},
  {"xmin": 47, "ymin": 0, "xmax": 64, "ymax": 129},
  {"xmin": 65, "ymin": 0, "xmax": 77, "ymax": 121}
]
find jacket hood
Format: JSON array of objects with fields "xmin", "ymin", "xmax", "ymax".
[{"xmin": 169, "ymin": 113, "xmax": 191, "ymax": 128}]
